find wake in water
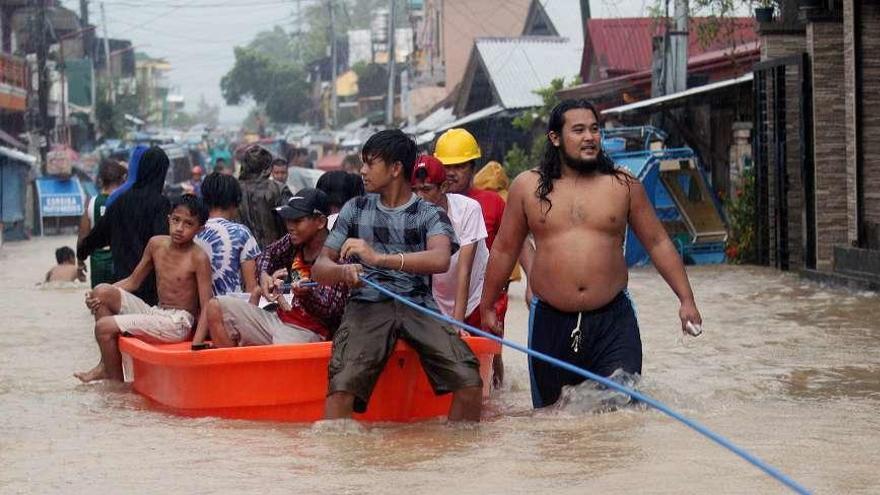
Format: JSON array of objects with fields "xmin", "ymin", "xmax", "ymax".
[
  {"xmin": 35, "ymin": 280, "xmax": 89, "ymax": 290},
  {"xmin": 552, "ymin": 369, "xmax": 643, "ymax": 415}
]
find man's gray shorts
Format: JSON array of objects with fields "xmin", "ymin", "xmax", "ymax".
[{"xmin": 215, "ymin": 295, "xmax": 323, "ymax": 346}]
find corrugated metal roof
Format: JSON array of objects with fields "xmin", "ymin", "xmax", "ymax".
[
  {"xmin": 475, "ymin": 37, "xmax": 582, "ymax": 109},
  {"xmin": 585, "ymin": 17, "xmax": 759, "ymax": 77},
  {"xmin": 437, "ymin": 105, "xmax": 504, "ymax": 132},
  {"xmin": 415, "ymin": 107, "xmax": 456, "ymax": 133}
]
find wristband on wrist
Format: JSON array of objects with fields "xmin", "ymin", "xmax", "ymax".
[{"xmin": 398, "ymin": 252, "xmax": 405, "ymax": 271}]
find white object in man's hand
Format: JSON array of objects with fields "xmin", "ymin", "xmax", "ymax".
[{"xmin": 685, "ymin": 321, "xmax": 703, "ymax": 337}]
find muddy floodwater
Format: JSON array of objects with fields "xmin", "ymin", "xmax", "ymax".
[{"xmin": 1, "ymin": 235, "xmax": 878, "ymax": 494}]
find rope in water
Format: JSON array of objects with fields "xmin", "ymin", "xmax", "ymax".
[{"xmin": 360, "ymin": 277, "xmax": 812, "ymax": 495}]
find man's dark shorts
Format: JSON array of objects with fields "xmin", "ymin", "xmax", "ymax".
[
  {"xmin": 528, "ymin": 291, "xmax": 642, "ymax": 408},
  {"xmin": 328, "ymin": 299, "xmax": 483, "ymax": 413}
]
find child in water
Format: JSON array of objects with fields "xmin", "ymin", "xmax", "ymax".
[{"xmin": 45, "ymin": 247, "xmax": 85, "ymax": 283}]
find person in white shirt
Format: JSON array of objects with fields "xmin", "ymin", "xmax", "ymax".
[{"xmin": 411, "ymin": 155, "xmax": 489, "ymax": 327}]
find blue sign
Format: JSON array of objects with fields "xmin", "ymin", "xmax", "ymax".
[{"xmin": 36, "ymin": 177, "xmax": 84, "ymax": 217}]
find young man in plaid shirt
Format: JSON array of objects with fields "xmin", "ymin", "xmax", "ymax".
[
  {"xmin": 313, "ymin": 129, "xmax": 483, "ymax": 422},
  {"xmin": 192, "ymin": 188, "xmax": 348, "ymax": 348}
]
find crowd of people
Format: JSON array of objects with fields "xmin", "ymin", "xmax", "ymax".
[{"xmin": 71, "ymin": 99, "xmax": 703, "ymax": 422}]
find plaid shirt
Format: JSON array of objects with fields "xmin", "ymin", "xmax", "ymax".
[
  {"xmin": 325, "ymin": 193, "xmax": 459, "ymax": 309},
  {"xmin": 256, "ymin": 234, "xmax": 348, "ymax": 334}
]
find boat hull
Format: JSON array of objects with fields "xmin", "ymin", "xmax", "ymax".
[{"xmin": 119, "ymin": 337, "xmax": 500, "ymax": 422}]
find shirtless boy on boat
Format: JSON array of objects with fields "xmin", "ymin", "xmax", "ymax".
[
  {"xmin": 75, "ymin": 195, "xmax": 214, "ymax": 383},
  {"xmin": 480, "ymin": 99, "xmax": 702, "ymax": 408}
]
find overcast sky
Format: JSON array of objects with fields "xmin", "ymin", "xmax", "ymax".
[{"xmin": 60, "ymin": 0, "xmax": 652, "ymax": 125}]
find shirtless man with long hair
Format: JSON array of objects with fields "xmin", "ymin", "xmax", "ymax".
[{"xmin": 480, "ymin": 99, "xmax": 702, "ymax": 408}]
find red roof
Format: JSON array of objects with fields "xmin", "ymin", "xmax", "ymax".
[
  {"xmin": 560, "ymin": 40, "xmax": 761, "ymax": 109},
  {"xmin": 582, "ymin": 17, "xmax": 759, "ymax": 81}
]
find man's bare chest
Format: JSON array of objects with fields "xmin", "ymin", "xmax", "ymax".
[{"xmin": 528, "ymin": 185, "xmax": 629, "ymax": 235}]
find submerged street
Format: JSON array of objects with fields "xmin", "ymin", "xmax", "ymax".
[{"xmin": 1, "ymin": 235, "xmax": 877, "ymax": 494}]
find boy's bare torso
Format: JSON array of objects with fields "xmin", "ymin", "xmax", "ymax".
[
  {"xmin": 150, "ymin": 236, "xmax": 204, "ymax": 315},
  {"xmin": 521, "ymin": 170, "xmax": 632, "ymax": 312},
  {"xmin": 46, "ymin": 264, "xmax": 80, "ymax": 282}
]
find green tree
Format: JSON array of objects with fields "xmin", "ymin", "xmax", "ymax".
[
  {"xmin": 724, "ymin": 165, "xmax": 757, "ymax": 263},
  {"xmin": 94, "ymin": 79, "xmax": 141, "ymax": 139},
  {"xmin": 504, "ymin": 77, "xmax": 579, "ymax": 177},
  {"xmin": 220, "ymin": 47, "xmax": 310, "ymax": 123}
]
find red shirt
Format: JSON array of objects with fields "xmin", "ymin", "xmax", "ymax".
[{"xmin": 466, "ymin": 187, "xmax": 506, "ymax": 250}]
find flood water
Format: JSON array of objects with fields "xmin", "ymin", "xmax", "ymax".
[{"xmin": 1, "ymin": 235, "xmax": 878, "ymax": 494}]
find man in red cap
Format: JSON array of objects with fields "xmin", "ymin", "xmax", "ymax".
[{"xmin": 411, "ymin": 155, "xmax": 489, "ymax": 330}]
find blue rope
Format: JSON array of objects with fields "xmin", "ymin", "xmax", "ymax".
[{"xmin": 360, "ymin": 277, "xmax": 812, "ymax": 495}]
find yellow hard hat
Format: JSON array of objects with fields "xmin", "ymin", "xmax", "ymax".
[{"xmin": 434, "ymin": 128, "xmax": 481, "ymax": 166}]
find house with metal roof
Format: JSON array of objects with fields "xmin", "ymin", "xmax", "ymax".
[
  {"xmin": 562, "ymin": 17, "xmax": 759, "ymax": 109},
  {"xmin": 453, "ymin": 0, "xmax": 586, "ymax": 117}
]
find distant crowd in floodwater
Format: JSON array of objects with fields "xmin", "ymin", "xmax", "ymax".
[{"xmin": 70, "ymin": 100, "xmax": 704, "ymax": 422}]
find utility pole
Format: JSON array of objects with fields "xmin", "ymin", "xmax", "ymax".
[
  {"xmin": 401, "ymin": 66, "xmax": 412, "ymax": 127},
  {"xmin": 385, "ymin": 0, "xmax": 396, "ymax": 126},
  {"xmin": 100, "ymin": 2, "xmax": 114, "ymax": 104},
  {"xmin": 35, "ymin": 0, "xmax": 49, "ymax": 171},
  {"xmin": 664, "ymin": 0, "xmax": 688, "ymax": 96},
  {"xmin": 80, "ymin": 0, "xmax": 93, "ymax": 59},
  {"xmin": 328, "ymin": 0, "xmax": 337, "ymax": 129},
  {"xmin": 80, "ymin": 0, "xmax": 89, "ymax": 26}
]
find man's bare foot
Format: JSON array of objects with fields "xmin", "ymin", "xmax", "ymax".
[{"xmin": 74, "ymin": 363, "xmax": 109, "ymax": 383}]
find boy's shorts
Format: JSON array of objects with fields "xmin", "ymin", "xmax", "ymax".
[
  {"xmin": 528, "ymin": 291, "xmax": 642, "ymax": 408},
  {"xmin": 328, "ymin": 299, "xmax": 483, "ymax": 413},
  {"xmin": 114, "ymin": 288, "xmax": 195, "ymax": 343},
  {"xmin": 215, "ymin": 295, "xmax": 322, "ymax": 346}
]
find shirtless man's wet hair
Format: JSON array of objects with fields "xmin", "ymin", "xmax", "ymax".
[
  {"xmin": 535, "ymin": 99, "xmax": 633, "ymax": 210},
  {"xmin": 480, "ymin": 99, "xmax": 702, "ymax": 408}
]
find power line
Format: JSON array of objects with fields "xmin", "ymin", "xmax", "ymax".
[{"xmin": 95, "ymin": 0, "xmax": 293, "ymax": 9}]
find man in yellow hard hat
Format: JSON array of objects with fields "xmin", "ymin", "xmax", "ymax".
[{"xmin": 434, "ymin": 128, "xmax": 534, "ymax": 389}]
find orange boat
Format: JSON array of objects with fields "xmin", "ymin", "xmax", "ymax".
[{"xmin": 119, "ymin": 336, "xmax": 500, "ymax": 422}]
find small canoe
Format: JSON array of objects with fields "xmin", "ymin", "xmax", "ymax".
[{"xmin": 119, "ymin": 337, "xmax": 500, "ymax": 422}]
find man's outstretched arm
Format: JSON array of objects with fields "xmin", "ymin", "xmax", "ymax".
[{"xmin": 627, "ymin": 180, "xmax": 702, "ymax": 331}]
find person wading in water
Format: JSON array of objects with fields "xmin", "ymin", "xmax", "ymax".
[{"xmin": 480, "ymin": 99, "xmax": 703, "ymax": 408}]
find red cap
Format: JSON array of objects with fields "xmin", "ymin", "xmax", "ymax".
[{"xmin": 412, "ymin": 155, "xmax": 446, "ymax": 186}]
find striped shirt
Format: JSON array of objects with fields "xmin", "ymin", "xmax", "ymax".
[{"xmin": 325, "ymin": 193, "xmax": 459, "ymax": 309}]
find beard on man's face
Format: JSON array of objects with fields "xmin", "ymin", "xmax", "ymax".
[{"xmin": 560, "ymin": 145, "xmax": 600, "ymax": 174}]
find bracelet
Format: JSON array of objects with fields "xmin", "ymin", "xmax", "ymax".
[{"xmin": 397, "ymin": 252, "xmax": 405, "ymax": 271}]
